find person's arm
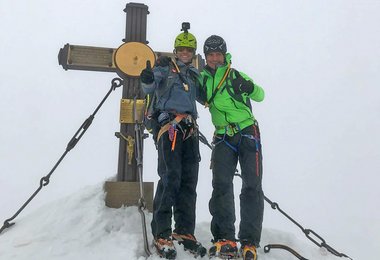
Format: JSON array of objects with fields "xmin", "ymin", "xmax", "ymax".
[{"xmin": 195, "ymin": 73, "xmax": 207, "ymax": 106}]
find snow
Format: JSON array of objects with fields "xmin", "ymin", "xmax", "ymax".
[
  {"xmin": 1, "ymin": 0, "xmax": 379, "ymax": 259},
  {"xmin": 0, "ymin": 184, "xmax": 344, "ymax": 260}
]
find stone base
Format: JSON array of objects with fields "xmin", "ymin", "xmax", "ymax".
[{"xmin": 104, "ymin": 181, "xmax": 154, "ymax": 212}]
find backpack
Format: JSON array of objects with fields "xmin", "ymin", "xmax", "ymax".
[{"xmin": 144, "ymin": 90, "xmax": 160, "ymax": 142}]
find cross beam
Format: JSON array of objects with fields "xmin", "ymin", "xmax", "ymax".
[{"xmin": 58, "ymin": 44, "xmax": 204, "ymax": 73}]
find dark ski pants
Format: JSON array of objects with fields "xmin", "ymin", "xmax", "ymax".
[
  {"xmin": 151, "ymin": 130, "xmax": 200, "ymax": 239},
  {"xmin": 209, "ymin": 123, "xmax": 264, "ymax": 246}
]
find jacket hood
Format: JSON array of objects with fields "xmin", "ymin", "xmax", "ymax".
[{"xmin": 225, "ymin": 53, "xmax": 232, "ymax": 65}]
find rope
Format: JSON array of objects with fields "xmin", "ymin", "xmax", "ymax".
[{"xmin": 205, "ymin": 63, "xmax": 231, "ymax": 107}]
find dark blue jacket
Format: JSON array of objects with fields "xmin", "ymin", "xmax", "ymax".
[{"xmin": 141, "ymin": 60, "xmax": 201, "ymax": 118}]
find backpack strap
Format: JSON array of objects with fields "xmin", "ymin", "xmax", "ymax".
[{"xmin": 171, "ymin": 60, "xmax": 189, "ymax": 92}]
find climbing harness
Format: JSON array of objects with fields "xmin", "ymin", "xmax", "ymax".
[
  {"xmin": 0, "ymin": 78, "xmax": 122, "ymax": 235},
  {"xmin": 212, "ymin": 123, "xmax": 250, "ymax": 153},
  {"xmin": 156, "ymin": 113, "xmax": 196, "ymax": 152},
  {"xmin": 132, "ymin": 97, "xmax": 152, "ymax": 257},
  {"xmin": 214, "ymin": 123, "xmax": 261, "ymax": 177},
  {"xmin": 156, "ymin": 114, "xmax": 186, "ymax": 142},
  {"xmin": 199, "ymin": 130, "xmax": 353, "ymax": 260}
]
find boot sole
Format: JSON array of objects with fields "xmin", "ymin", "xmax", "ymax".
[{"xmin": 209, "ymin": 252, "xmax": 240, "ymax": 259}]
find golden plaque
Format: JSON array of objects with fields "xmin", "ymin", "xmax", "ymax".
[{"xmin": 120, "ymin": 99, "xmax": 146, "ymax": 123}]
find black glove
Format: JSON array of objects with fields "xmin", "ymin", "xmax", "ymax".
[
  {"xmin": 140, "ymin": 60, "xmax": 154, "ymax": 84},
  {"xmin": 156, "ymin": 56, "xmax": 172, "ymax": 67},
  {"xmin": 232, "ymin": 71, "xmax": 254, "ymax": 95}
]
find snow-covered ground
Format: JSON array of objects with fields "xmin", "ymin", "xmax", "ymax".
[
  {"xmin": 0, "ymin": 184, "xmax": 344, "ymax": 260},
  {"xmin": 1, "ymin": 1, "xmax": 379, "ymax": 260}
]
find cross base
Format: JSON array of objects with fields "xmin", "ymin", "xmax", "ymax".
[{"xmin": 104, "ymin": 181, "xmax": 154, "ymax": 212}]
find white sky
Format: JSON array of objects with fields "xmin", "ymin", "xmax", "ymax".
[{"xmin": 1, "ymin": 1, "xmax": 379, "ymax": 259}]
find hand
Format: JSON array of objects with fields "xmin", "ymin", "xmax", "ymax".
[
  {"xmin": 232, "ymin": 71, "xmax": 254, "ymax": 95},
  {"xmin": 140, "ymin": 60, "xmax": 154, "ymax": 84},
  {"xmin": 156, "ymin": 56, "xmax": 172, "ymax": 67}
]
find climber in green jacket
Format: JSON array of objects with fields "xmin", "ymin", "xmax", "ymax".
[{"xmin": 201, "ymin": 35, "xmax": 265, "ymax": 260}]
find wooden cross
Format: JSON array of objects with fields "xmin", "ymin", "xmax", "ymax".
[{"xmin": 58, "ymin": 3, "xmax": 203, "ymax": 211}]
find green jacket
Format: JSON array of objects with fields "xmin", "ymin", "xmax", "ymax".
[{"xmin": 201, "ymin": 53, "xmax": 265, "ymax": 135}]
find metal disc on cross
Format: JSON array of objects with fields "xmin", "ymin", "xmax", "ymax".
[{"xmin": 114, "ymin": 42, "xmax": 155, "ymax": 78}]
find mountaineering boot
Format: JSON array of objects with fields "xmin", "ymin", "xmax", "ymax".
[
  {"xmin": 209, "ymin": 239, "xmax": 239, "ymax": 259},
  {"xmin": 172, "ymin": 233, "xmax": 207, "ymax": 257},
  {"xmin": 153, "ymin": 237, "xmax": 177, "ymax": 259},
  {"xmin": 240, "ymin": 242, "xmax": 257, "ymax": 260}
]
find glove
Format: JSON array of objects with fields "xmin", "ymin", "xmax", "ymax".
[
  {"xmin": 156, "ymin": 56, "xmax": 172, "ymax": 67},
  {"xmin": 140, "ymin": 60, "xmax": 154, "ymax": 84},
  {"xmin": 232, "ymin": 71, "xmax": 254, "ymax": 95}
]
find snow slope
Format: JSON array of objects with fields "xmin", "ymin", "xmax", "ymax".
[
  {"xmin": 1, "ymin": 0, "xmax": 378, "ymax": 259},
  {"xmin": 0, "ymin": 184, "xmax": 346, "ymax": 260}
]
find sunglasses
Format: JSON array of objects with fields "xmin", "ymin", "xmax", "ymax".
[{"xmin": 176, "ymin": 47, "xmax": 194, "ymax": 53}]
